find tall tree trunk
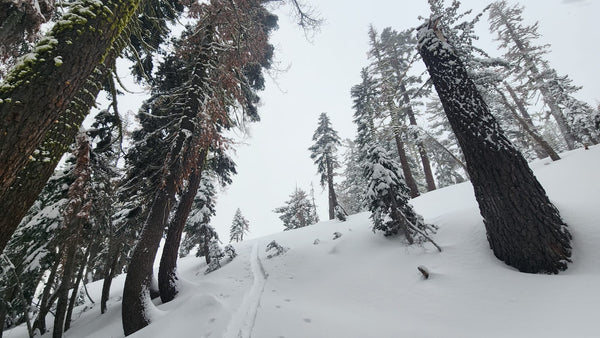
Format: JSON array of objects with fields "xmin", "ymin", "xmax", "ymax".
[
  {"xmin": 122, "ymin": 21, "xmax": 214, "ymax": 334},
  {"xmin": 0, "ymin": 0, "xmax": 141, "ymax": 207},
  {"xmin": 418, "ymin": 21, "xmax": 571, "ymax": 273},
  {"xmin": 53, "ymin": 237, "xmax": 80, "ymax": 338},
  {"xmin": 326, "ymin": 156, "xmax": 338, "ymax": 220},
  {"xmin": 33, "ymin": 251, "xmax": 62, "ymax": 334},
  {"xmin": 158, "ymin": 151, "xmax": 207, "ymax": 303},
  {"xmin": 0, "ymin": 47, "xmax": 117, "ymax": 254},
  {"xmin": 498, "ymin": 85, "xmax": 561, "ymax": 161},
  {"xmin": 64, "ymin": 245, "xmax": 91, "ymax": 332},
  {"xmin": 392, "ymin": 133, "xmax": 420, "ymax": 198},
  {"xmin": 101, "ymin": 241, "xmax": 122, "ymax": 314},
  {"xmin": 122, "ymin": 127, "xmax": 196, "ymax": 335},
  {"xmin": 401, "ymin": 83, "xmax": 436, "ymax": 191},
  {"xmin": 496, "ymin": 11, "xmax": 578, "ymax": 150}
]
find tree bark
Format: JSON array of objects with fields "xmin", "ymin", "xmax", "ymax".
[
  {"xmin": 101, "ymin": 240, "xmax": 122, "ymax": 314},
  {"xmin": 158, "ymin": 150, "xmax": 207, "ymax": 303},
  {"xmin": 33, "ymin": 251, "xmax": 61, "ymax": 334},
  {"xmin": 401, "ymin": 83, "xmax": 436, "ymax": 192},
  {"xmin": 53, "ymin": 237, "xmax": 80, "ymax": 338},
  {"xmin": 0, "ymin": 0, "xmax": 141, "ymax": 207},
  {"xmin": 393, "ymin": 133, "xmax": 420, "ymax": 198},
  {"xmin": 418, "ymin": 21, "xmax": 571, "ymax": 273},
  {"xmin": 0, "ymin": 48, "xmax": 116, "ymax": 254},
  {"xmin": 326, "ymin": 155, "xmax": 339, "ymax": 220},
  {"xmin": 64, "ymin": 245, "xmax": 91, "ymax": 332}
]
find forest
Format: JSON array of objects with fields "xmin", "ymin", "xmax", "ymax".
[{"xmin": 0, "ymin": 0, "xmax": 598, "ymax": 337}]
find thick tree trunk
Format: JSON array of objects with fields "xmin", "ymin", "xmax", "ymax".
[
  {"xmin": 122, "ymin": 22, "xmax": 214, "ymax": 334},
  {"xmin": 326, "ymin": 156, "xmax": 338, "ymax": 220},
  {"xmin": 122, "ymin": 188, "xmax": 175, "ymax": 335},
  {"xmin": 0, "ymin": 0, "xmax": 141, "ymax": 207},
  {"xmin": 122, "ymin": 121, "xmax": 197, "ymax": 335},
  {"xmin": 401, "ymin": 83, "xmax": 436, "ymax": 192},
  {"xmin": 158, "ymin": 151, "xmax": 207, "ymax": 303},
  {"xmin": 0, "ymin": 51, "xmax": 115, "ymax": 254},
  {"xmin": 418, "ymin": 22, "xmax": 571, "ymax": 273}
]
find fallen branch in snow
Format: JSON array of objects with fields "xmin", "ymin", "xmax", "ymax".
[
  {"xmin": 417, "ymin": 265, "xmax": 430, "ymax": 279},
  {"xmin": 401, "ymin": 213, "xmax": 442, "ymax": 252}
]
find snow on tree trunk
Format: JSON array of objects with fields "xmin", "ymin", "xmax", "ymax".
[{"xmin": 418, "ymin": 19, "xmax": 571, "ymax": 273}]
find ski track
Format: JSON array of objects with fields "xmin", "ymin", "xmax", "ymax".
[{"xmin": 223, "ymin": 243, "xmax": 268, "ymax": 338}]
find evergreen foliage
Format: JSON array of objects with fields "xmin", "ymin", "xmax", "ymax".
[
  {"xmin": 309, "ymin": 113, "xmax": 343, "ymax": 220},
  {"xmin": 363, "ymin": 144, "xmax": 434, "ymax": 243},
  {"xmin": 274, "ymin": 188, "xmax": 319, "ymax": 231},
  {"xmin": 230, "ymin": 208, "xmax": 250, "ymax": 243}
]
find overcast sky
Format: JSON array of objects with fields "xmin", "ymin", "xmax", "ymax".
[{"xmin": 107, "ymin": 0, "xmax": 599, "ymax": 242}]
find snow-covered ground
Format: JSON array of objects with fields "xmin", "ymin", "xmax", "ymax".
[{"xmin": 6, "ymin": 146, "xmax": 600, "ymax": 338}]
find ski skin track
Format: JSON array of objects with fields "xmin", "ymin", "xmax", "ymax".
[{"xmin": 223, "ymin": 243, "xmax": 268, "ymax": 338}]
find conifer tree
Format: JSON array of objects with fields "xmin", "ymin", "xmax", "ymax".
[
  {"xmin": 488, "ymin": 1, "xmax": 598, "ymax": 148},
  {"xmin": 308, "ymin": 113, "xmax": 344, "ymax": 220},
  {"xmin": 179, "ymin": 175, "xmax": 219, "ymax": 259},
  {"xmin": 274, "ymin": 188, "xmax": 318, "ymax": 230},
  {"xmin": 364, "ymin": 144, "xmax": 437, "ymax": 248},
  {"xmin": 122, "ymin": 1, "xmax": 279, "ymax": 333},
  {"xmin": 230, "ymin": 209, "xmax": 250, "ymax": 243},
  {"xmin": 418, "ymin": 18, "xmax": 571, "ymax": 273}
]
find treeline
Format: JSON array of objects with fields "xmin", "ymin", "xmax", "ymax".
[{"xmin": 0, "ymin": 0, "xmax": 317, "ymax": 336}]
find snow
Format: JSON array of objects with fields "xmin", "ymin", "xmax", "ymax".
[{"xmin": 6, "ymin": 146, "xmax": 600, "ymax": 337}]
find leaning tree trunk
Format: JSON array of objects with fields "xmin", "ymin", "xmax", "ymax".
[
  {"xmin": 496, "ymin": 85, "xmax": 561, "ymax": 161},
  {"xmin": 33, "ymin": 251, "xmax": 62, "ymax": 334},
  {"xmin": 393, "ymin": 133, "xmax": 420, "ymax": 198},
  {"xmin": 401, "ymin": 83, "xmax": 437, "ymax": 192},
  {"xmin": 496, "ymin": 11, "xmax": 578, "ymax": 150},
  {"xmin": 158, "ymin": 151, "xmax": 207, "ymax": 303},
  {"xmin": 417, "ymin": 20, "xmax": 571, "ymax": 273},
  {"xmin": 0, "ymin": 37, "xmax": 120, "ymax": 254},
  {"xmin": 64, "ymin": 245, "xmax": 91, "ymax": 332},
  {"xmin": 101, "ymin": 240, "xmax": 122, "ymax": 314},
  {"xmin": 0, "ymin": 0, "xmax": 141, "ymax": 208},
  {"xmin": 53, "ymin": 237, "xmax": 80, "ymax": 338}
]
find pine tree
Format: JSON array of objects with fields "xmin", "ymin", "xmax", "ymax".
[
  {"xmin": 363, "ymin": 144, "xmax": 436, "ymax": 247},
  {"xmin": 274, "ymin": 188, "xmax": 319, "ymax": 230},
  {"xmin": 230, "ymin": 209, "xmax": 250, "ymax": 243},
  {"xmin": 336, "ymin": 139, "xmax": 367, "ymax": 215},
  {"xmin": 179, "ymin": 175, "xmax": 218, "ymax": 258},
  {"xmin": 308, "ymin": 113, "xmax": 343, "ymax": 220},
  {"xmin": 122, "ymin": 1, "xmax": 279, "ymax": 333},
  {"xmin": 368, "ymin": 26, "xmax": 437, "ymax": 194},
  {"xmin": 418, "ymin": 18, "xmax": 571, "ymax": 273},
  {"xmin": 488, "ymin": 1, "xmax": 597, "ymax": 148}
]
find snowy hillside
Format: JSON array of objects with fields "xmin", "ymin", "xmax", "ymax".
[{"xmin": 7, "ymin": 146, "xmax": 600, "ymax": 338}]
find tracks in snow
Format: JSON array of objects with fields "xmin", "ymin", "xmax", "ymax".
[{"xmin": 224, "ymin": 243, "xmax": 268, "ymax": 338}]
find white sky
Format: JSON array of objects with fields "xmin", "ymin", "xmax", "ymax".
[{"xmin": 108, "ymin": 0, "xmax": 599, "ymax": 242}]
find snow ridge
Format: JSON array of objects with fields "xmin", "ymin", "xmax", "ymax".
[{"xmin": 224, "ymin": 243, "xmax": 268, "ymax": 338}]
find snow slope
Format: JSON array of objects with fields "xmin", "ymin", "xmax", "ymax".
[{"xmin": 6, "ymin": 146, "xmax": 600, "ymax": 338}]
